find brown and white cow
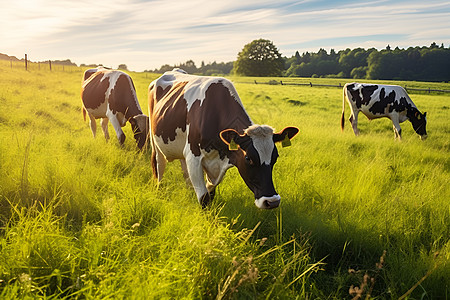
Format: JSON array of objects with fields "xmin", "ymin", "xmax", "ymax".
[
  {"xmin": 148, "ymin": 69, "xmax": 299, "ymax": 209},
  {"xmin": 81, "ymin": 67, "xmax": 149, "ymax": 149},
  {"xmin": 341, "ymin": 82, "xmax": 427, "ymax": 140}
]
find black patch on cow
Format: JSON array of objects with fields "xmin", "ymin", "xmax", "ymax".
[
  {"xmin": 150, "ymin": 82, "xmax": 189, "ymax": 144},
  {"xmin": 361, "ymin": 85, "xmax": 378, "ymax": 106},
  {"xmin": 187, "ymin": 82, "xmax": 252, "ymax": 158},
  {"xmin": 347, "ymin": 84, "xmax": 378, "ymax": 109},
  {"xmin": 368, "ymin": 88, "xmax": 414, "ymax": 115},
  {"xmin": 108, "ymin": 73, "xmax": 142, "ymax": 120},
  {"xmin": 369, "ymin": 88, "xmax": 396, "ymax": 114}
]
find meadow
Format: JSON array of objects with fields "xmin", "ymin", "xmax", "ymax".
[{"xmin": 0, "ymin": 60, "xmax": 449, "ymax": 299}]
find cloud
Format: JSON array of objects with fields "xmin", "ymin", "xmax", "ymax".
[{"xmin": 1, "ymin": 0, "xmax": 449, "ymax": 71}]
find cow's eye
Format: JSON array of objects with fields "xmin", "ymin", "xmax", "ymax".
[{"xmin": 245, "ymin": 156, "xmax": 254, "ymax": 166}]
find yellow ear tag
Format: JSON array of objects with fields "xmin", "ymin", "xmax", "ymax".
[
  {"xmin": 281, "ymin": 135, "xmax": 291, "ymax": 148},
  {"xmin": 229, "ymin": 138, "xmax": 239, "ymax": 150},
  {"xmin": 417, "ymin": 114, "xmax": 421, "ymax": 120}
]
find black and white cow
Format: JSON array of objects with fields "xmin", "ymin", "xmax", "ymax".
[
  {"xmin": 341, "ymin": 83, "xmax": 427, "ymax": 140},
  {"xmin": 148, "ymin": 69, "xmax": 299, "ymax": 209},
  {"xmin": 81, "ymin": 67, "xmax": 149, "ymax": 149}
]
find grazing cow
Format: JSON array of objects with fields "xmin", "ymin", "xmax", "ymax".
[
  {"xmin": 148, "ymin": 69, "xmax": 299, "ymax": 209},
  {"xmin": 341, "ymin": 83, "xmax": 427, "ymax": 140},
  {"xmin": 81, "ymin": 67, "xmax": 149, "ymax": 149}
]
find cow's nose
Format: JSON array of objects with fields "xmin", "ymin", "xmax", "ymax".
[
  {"xmin": 420, "ymin": 135, "xmax": 428, "ymax": 140},
  {"xmin": 255, "ymin": 195, "xmax": 281, "ymax": 209}
]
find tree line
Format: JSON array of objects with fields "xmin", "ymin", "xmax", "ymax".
[
  {"xmin": 284, "ymin": 43, "xmax": 450, "ymax": 82},
  {"xmin": 150, "ymin": 41, "xmax": 449, "ymax": 82},
  {"xmin": 148, "ymin": 60, "xmax": 233, "ymax": 76}
]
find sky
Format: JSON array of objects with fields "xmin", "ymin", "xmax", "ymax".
[{"xmin": 1, "ymin": 0, "xmax": 449, "ymax": 71}]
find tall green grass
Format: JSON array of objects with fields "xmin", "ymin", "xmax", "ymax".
[{"xmin": 0, "ymin": 61, "xmax": 448, "ymax": 298}]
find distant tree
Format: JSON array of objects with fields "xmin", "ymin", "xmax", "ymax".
[
  {"xmin": 118, "ymin": 64, "xmax": 128, "ymax": 71},
  {"xmin": 177, "ymin": 59, "xmax": 197, "ymax": 73},
  {"xmin": 234, "ymin": 39, "xmax": 284, "ymax": 76}
]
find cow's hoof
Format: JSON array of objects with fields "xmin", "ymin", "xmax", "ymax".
[
  {"xmin": 119, "ymin": 134, "xmax": 126, "ymax": 145},
  {"xmin": 200, "ymin": 192, "xmax": 211, "ymax": 209},
  {"xmin": 209, "ymin": 188, "xmax": 216, "ymax": 201}
]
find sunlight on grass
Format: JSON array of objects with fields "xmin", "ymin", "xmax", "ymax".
[{"xmin": 0, "ymin": 61, "xmax": 448, "ymax": 298}]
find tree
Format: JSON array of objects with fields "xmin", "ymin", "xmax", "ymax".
[
  {"xmin": 118, "ymin": 64, "xmax": 128, "ymax": 71},
  {"xmin": 233, "ymin": 39, "xmax": 284, "ymax": 76}
]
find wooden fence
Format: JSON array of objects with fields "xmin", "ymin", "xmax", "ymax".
[
  {"xmin": 249, "ymin": 80, "xmax": 450, "ymax": 94},
  {"xmin": 3, "ymin": 54, "xmax": 78, "ymax": 72}
]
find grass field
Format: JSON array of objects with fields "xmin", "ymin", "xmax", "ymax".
[{"xmin": 0, "ymin": 61, "xmax": 449, "ymax": 299}]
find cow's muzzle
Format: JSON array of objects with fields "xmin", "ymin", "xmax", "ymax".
[
  {"xmin": 420, "ymin": 134, "xmax": 428, "ymax": 141},
  {"xmin": 255, "ymin": 195, "xmax": 281, "ymax": 209}
]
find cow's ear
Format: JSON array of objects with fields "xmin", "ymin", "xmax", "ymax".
[
  {"xmin": 220, "ymin": 129, "xmax": 244, "ymax": 151},
  {"xmin": 273, "ymin": 127, "xmax": 299, "ymax": 147}
]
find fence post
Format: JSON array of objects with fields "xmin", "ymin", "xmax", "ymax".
[
  {"xmin": 25, "ymin": 54, "xmax": 28, "ymax": 71},
  {"xmin": 49, "ymin": 60, "xmax": 52, "ymax": 71}
]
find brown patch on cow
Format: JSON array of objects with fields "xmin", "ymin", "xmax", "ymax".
[
  {"xmin": 83, "ymin": 69, "xmax": 98, "ymax": 81},
  {"xmin": 156, "ymin": 85, "xmax": 172, "ymax": 100},
  {"xmin": 151, "ymin": 81, "xmax": 189, "ymax": 143},
  {"xmin": 108, "ymin": 73, "xmax": 142, "ymax": 120},
  {"xmin": 81, "ymin": 73, "xmax": 111, "ymax": 110},
  {"xmin": 187, "ymin": 82, "xmax": 252, "ymax": 157}
]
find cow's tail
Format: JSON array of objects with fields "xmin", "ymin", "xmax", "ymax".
[
  {"xmin": 151, "ymin": 147, "xmax": 158, "ymax": 179},
  {"xmin": 341, "ymin": 84, "xmax": 347, "ymax": 131},
  {"xmin": 82, "ymin": 107, "xmax": 87, "ymax": 122}
]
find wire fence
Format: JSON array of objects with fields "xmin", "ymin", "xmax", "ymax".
[
  {"xmin": 2, "ymin": 55, "xmax": 80, "ymax": 73},
  {"xmin": 244, "ymin": 80, "xmax": 450, "ymax": 94},
  {"xmin": 4, "ymin": 55, "xmax": 450, "ymax": 94}
]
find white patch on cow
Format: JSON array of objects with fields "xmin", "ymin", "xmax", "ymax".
[
  {"xmin": 86, "ymin": 100, "xmax": 108, "ymax": 119},
  {"xmin": 155, "ymin": 69, "xmax": 245, "ymax": 112},
  {"xmin": 153, "ymin": 73, "xmax": 176, "ymax": 92},
  {"xmin": 153, "ymin": 127, "xmax": 187, "ymax": 162},
  {"xmin": 125, "ymin": 75, "xmax": 142, "ymax": 112},
  {"xmin": 255, "ymin": 195, "xmax": 280, "ymax": 209},
  {"xmin": 245, "ymin": 125, "xmax": 275, "ymax": 165},
  {"xmin": 201, "ymin": 148, "xmax": 232, "ymax": 188},
  {"xmin": 101, "ymin": 71, "xmax": 123, "ymax": 101}
]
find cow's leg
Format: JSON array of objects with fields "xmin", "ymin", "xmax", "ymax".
[
  {"xmin": 180, "ymin": 159, "xmax": 192, "ymax": 186},
  {"xmin": 203, "ymin": 166, "xmax": 226, "ymax": 202},
  {"xmin": 391, "ymin": 117, "xmax": 402, "ymax": 140},
  {"xmin": 184, "ymin": 153, "xmax": 209, "ymax": 208},
  {"xmin": 100, "ymin": 118, "xmax": 110, "ymax": 140},
  {"xmin": 106, "ymin": 112, "xmax": 126, "ymax": 145},
  {"xmin": 349, "ymin": 109, "xmax": 360, "ymax": 136},
  {"xmin": 205, "ymin": 175, "xmax": 217, "ymax": 202},
  {"xmin": 151, "ymin": 145, "xmax": 167, "ymax": 181},
  {"xmin": 88, "ymin": 114, "xmax": 97, "ymax": 138}
]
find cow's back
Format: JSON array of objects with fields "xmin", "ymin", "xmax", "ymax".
[
  {"xmin": 149, "ymin": 71, "xmax": 252, "ymax": 158},
  {"xmin": 81, "ymin": 70, "xmax": 111, "ymax": 112},
  {"xmin": 82, "ymin": 70, "xmax": 142, "ymax": 119},
  {"xmin": 346, "ymin": 83, "xmax": 415, "ymax": 117}
]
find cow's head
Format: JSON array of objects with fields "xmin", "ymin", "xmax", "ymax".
[
  {"xmin": 410, "ymin": 111, "xmax": 428, "ymax": 140},
  {"xmin": 129, "ymin": 114, "xmax": 150, "ymax": 149},
  {"xmin": 220, "ymin": 125, "xmax": 299, "ymax": 209}
]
